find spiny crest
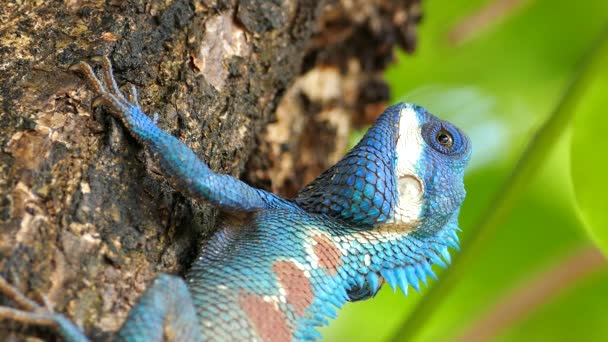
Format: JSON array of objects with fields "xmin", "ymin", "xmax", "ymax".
[{"xmin": 378, "ymin": 226, "xmax": 460, "ymax": 296}]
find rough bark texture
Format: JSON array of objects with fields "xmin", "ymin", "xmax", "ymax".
[{"xmin": 0, "ymin": 0, "xmax": 420, "ymax": 340}]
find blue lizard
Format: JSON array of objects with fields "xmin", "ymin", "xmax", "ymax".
[{"xmin": 0, "ymin": 56, "xmax": 471, "ymax": 341}]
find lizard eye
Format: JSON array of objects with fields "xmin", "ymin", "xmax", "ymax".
[
  {"xmin": 436, "ymin": 130, "xmax": 453, "ymax": 148},
  {"xmin": 423, "ymin": 121, "xmax": 467, "ymax": 156}
]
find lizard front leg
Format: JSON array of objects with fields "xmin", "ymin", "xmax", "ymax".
[{"xmin": 70, "ymin": 57, "xmax": 287, "ymax": 213}]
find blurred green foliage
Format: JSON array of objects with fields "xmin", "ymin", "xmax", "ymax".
[
  {"xmin": 321, "ymin": 0, "xmax": 608, "ymax": 341},
  {"xmin": 571, "ymin": 45, "xmax": 608, "ymax": 257}
]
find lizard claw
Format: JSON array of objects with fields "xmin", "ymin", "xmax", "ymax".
[
  {"xmin": 125, "ymin": 83, "xmax": 141, "ymax": 107},
  {"xmin": 71, "ymin": 56, "xmax": 140, "ymax": 121}
]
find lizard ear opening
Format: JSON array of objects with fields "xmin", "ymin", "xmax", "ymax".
[{"xmin": 294, "ymin": 104, "xmax": 406, "ymax": 228}]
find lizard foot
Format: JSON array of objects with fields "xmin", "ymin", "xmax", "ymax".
[
  {"xmin": 70, "ymin": 56, "xmax": 139, "ymax": 115},
  {"xmin": 0, "ymin": 276, "xmax": 88, "ymax": 341},
  {"xmin": 69, "ymin": 56, "xmax": 153, "ymax": 137}
]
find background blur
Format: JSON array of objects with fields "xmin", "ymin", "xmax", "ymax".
[{"xmin": 322, "ymin": 0, "xmax": 608, "ymax": 341}]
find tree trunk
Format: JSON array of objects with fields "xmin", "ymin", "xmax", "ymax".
[{"xmin": 0, "ymin": 0, "xmax": 420, "ymax": 339}]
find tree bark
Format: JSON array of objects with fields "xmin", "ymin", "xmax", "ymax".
[{"xmin": 0, "ymin": 0, "xmax": 420, "ymax": 339}]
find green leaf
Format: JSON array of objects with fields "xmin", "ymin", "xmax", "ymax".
[{"xmin": 571, "ymin": 45, "xmax": 608, "ymax": 256}]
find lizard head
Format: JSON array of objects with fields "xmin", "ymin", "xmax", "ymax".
[
  {"xmin": 296, "ymin": 102, "xmax": 471, "ymax": 230},
  {"xmin": 389, "ymin": 103, "xmax": 471, "ymax": 233},
  {"xmin": 350, "ymin": 102, "xmax": 471, "ymax": 299},
  {"xmin": 295, "ymin": 102, "xmax": 471, "ymax": 299}
]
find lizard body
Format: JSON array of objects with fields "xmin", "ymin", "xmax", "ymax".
[{"xmin": 0, "ymin": 57, "xmax": 471, "ymax": 341}]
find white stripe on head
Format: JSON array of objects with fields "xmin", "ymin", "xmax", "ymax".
[{"xmin": 389, "ymin": 104, "xmax": 425, "ymax": 226}]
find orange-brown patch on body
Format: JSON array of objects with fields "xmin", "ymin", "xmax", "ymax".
[
  {"xmin": 272, "ymin": 261, "xmax": 314, "ymax": 316},
  {"xmin": 312, "ymin": 234, "xmax": 342, "ymax": 275},
  {"xmin": 239, "ymin": 293, "xmax": 291, "ymax": 342}
]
